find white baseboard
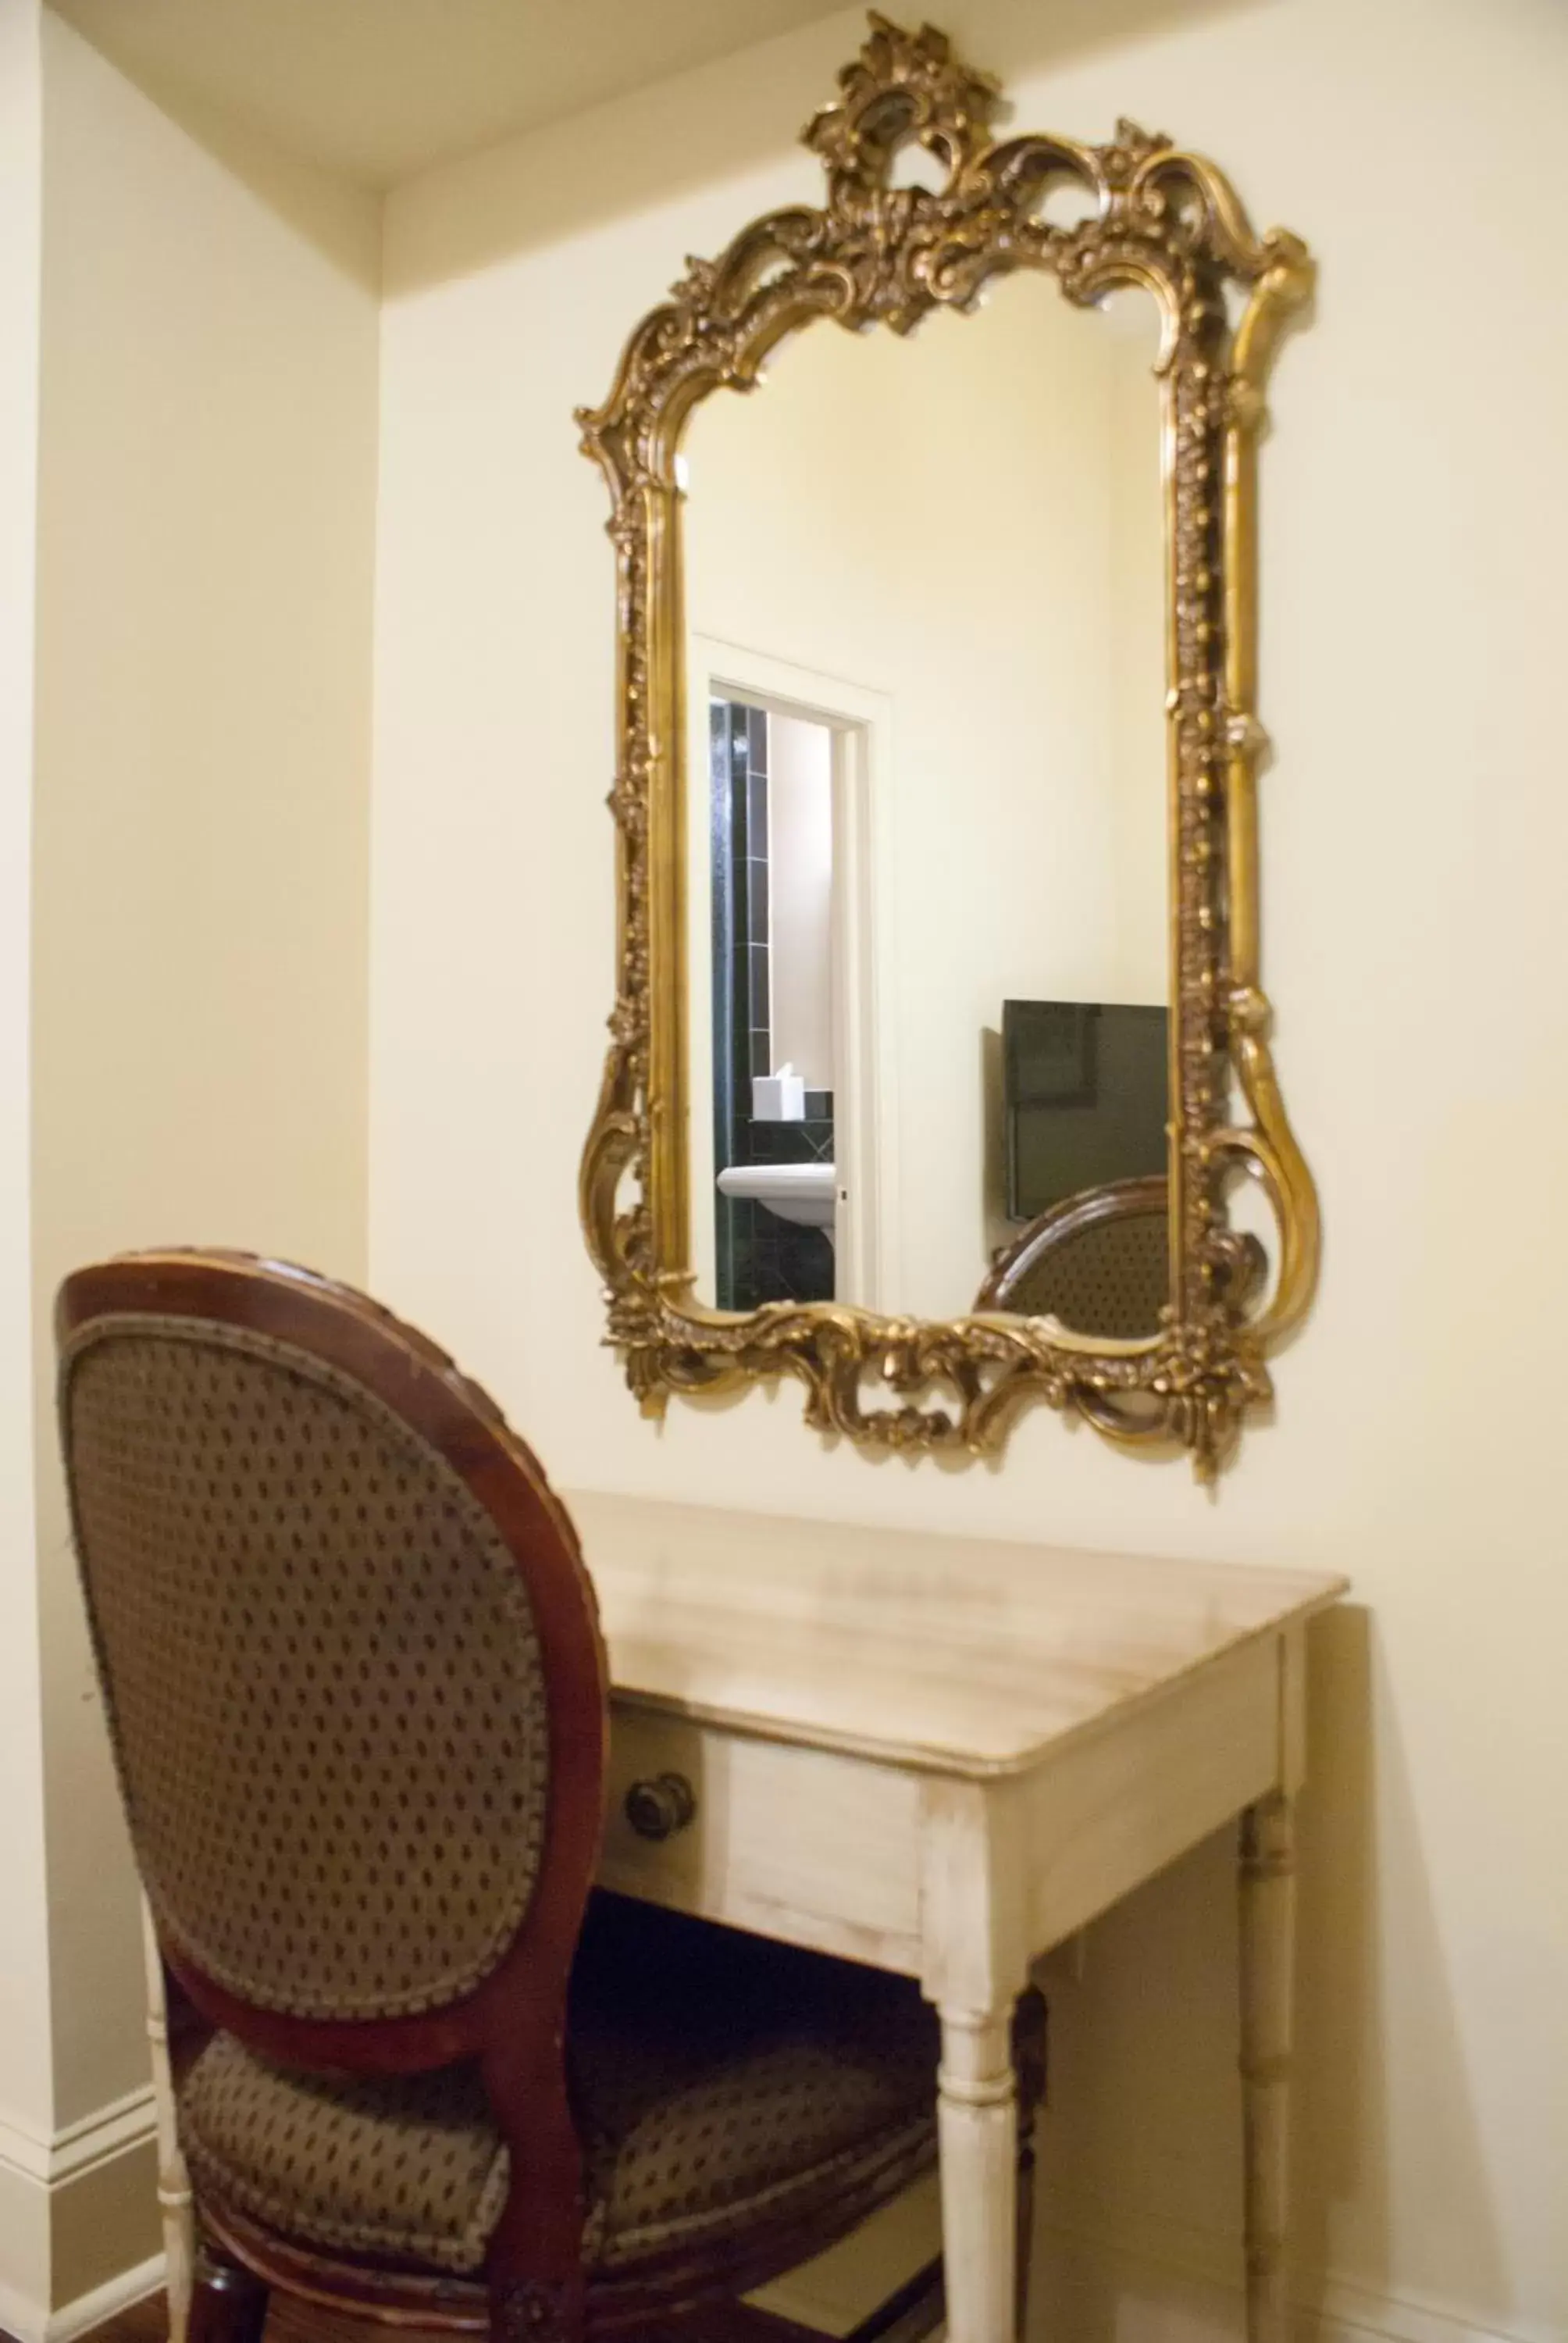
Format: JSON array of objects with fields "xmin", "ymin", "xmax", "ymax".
[
  {"xmin": 1035, "ymin": 2196, "xmax": 1551, "ymax": 2343},
  {"xmin": 0, "ymin": 2092, "xmax": 162, "ymax": 2343},
  {"xmin": 45, "ymin": 2254, "xmax": 164, "ymax": 2343},
  {"xmin": 0, "ymin": 2276, "xmax": 44, "ymax": 2343},
  {"xmin": 0, "ymin": 2090, "xmax": 156, "ymax": 2192},
  {"xmin": 754, "ymin": 2177, "xmax": 1545, "ymax": 2343},
  {"xmin": 0, "ymin": 2249, "xmax": 163, "ymax": 2343}
]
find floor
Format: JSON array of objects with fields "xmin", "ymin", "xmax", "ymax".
[
  {"xmin": 11, "ymin": 2299, "xmax": 430, "ymax": 2343},
  {"xmin": 45, "ymin": 2292, "xmax": 851, "ymax": 2343},
  {"xmin": 17, "ymin": 2299, "xmax": 365, "ymax": 2343}
]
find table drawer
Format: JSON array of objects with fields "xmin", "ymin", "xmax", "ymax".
[{"xmin": 598, "ymin": 1704, "xmax": 924, "ymax": 1974}]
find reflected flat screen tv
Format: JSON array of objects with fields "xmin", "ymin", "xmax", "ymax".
[{"xmin": 1003, "ymin": 1000, "xmax": 1169, "ymax": 1222}]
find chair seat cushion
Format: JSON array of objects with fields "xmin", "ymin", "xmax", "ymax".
[
  {"xmin": 179, "ymin": 2045, "xmax": 508, "ymax": 2274},
  {"xmin": 178, "ymin": 1897, "xmax": 939, "ymax": 2277}
]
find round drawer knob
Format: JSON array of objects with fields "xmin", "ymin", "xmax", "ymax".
[{"xmin": 624, "ymin": 1771, "xmax": 697, "ymax": 1842}]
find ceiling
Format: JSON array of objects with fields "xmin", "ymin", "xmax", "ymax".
[{"xmin": 47, "ymin": 0, "xmax": 849, "ymax": 189}]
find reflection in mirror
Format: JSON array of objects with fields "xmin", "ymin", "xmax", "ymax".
[
  {"xmin": 704, "ymin": 697, "xmax": 838, "ymax": 1316},
  {"xmin": 682, "ymin": 272, "xmax": 1167, "ymax": 1339}
]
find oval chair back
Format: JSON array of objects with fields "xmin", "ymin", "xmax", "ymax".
[{"xmin": 55, "ymin": 1251, "xmax": 607, "ymax": 2323}]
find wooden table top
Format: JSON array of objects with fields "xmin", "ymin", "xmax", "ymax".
[{"xmin": 564, "ymin": 1490, "xmax": 1345, "ymax": 1780}]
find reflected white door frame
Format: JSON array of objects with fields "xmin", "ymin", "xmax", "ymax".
[{"xmin": 688, "ymin": 637, "xmax": 900, "ymax": 1313}]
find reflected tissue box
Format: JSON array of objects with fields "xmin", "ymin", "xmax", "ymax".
[{"xmin": 752, "ymin": 1065, "xmax": 806, "ymax": 1121}]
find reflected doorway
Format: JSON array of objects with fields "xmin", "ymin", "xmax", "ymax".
[{"xmin": 708, "ymin": 697, "xmax": 838, "ymax": 1313}]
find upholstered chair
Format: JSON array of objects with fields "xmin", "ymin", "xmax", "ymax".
[
  {"xmin": 58, "ymin": 1252, "xmax": 1043, "ymax": 2343},
  {"xmin": 977, "ymin": 1175, "xmax": 1172, "ymax": 1336}
]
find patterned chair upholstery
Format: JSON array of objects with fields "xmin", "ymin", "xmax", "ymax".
[
  {"xmin": 61, "ymin": 1317, "xmax": 554, "ymax": 2025},
  {"xmin": 177, "ymin": 1899, "xmax": 937, "ymax": 2281},
  {"xmin": 57, "ymin": 1253, "xmax": 1034, "ymax": 2343},
  {"xmin": 977, "ymin": 1175, "xmax": 1170, "ymax": 1338}
]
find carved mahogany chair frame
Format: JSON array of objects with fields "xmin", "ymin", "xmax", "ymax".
[{"xmin": 59, "ymin": 1254, "xmax": 611, "ymax": 2343}]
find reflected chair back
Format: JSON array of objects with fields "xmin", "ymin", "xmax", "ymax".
[{"xmin": 977, "ymin": 1175, "xmax": 1169, "ymax": 1339}]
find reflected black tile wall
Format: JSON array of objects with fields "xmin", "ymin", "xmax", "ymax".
[
  {"xmin": 709, "ymin": 698, "xmax": 835, "ymax": 1311},
  {"xmin": 746, "ymin": 1108, "xmax": 834, "ymax": 1166},
  {"xmin": 739, "ymin": 1093, "xmax": 835, "ymax": 1306}
]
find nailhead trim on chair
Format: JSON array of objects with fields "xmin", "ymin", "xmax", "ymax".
[{"xmin": 61, "ymin": 1314, "xmax": 551, "ymax": 2021}]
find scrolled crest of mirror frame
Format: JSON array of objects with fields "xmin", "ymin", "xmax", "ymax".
[{"xmin": 576, "ymin": 12, "xmax": 1318, "ymax": 1479}]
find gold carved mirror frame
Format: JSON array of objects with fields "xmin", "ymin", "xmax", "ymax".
[{"xmin": 578, "ymin": 14, "xmax": 1318, "ymax": 1478}]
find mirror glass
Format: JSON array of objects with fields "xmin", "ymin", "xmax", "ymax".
[{"xmin": 682, "ymin": 271, "xmax": 1168, "ymax": 1339}]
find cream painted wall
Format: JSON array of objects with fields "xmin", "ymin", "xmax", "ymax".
[
  {"xmin": 683, "ymin": 273, "xmax": 1166, "ymax": 1311},
  {"xmin": 0, "ymin": 2, "xmax": 59, "ymax": 2321},
  {"xmin": 1109, "ymin": 305, "xmax": 1168, "ymax": 995},
  {"xmin": 372, "ymin": 3, "xmax": 1568, "ymax": 2338},
  {"xmin": 22, "ymin": 5, "xmax": 380, "ymax": 2297}
]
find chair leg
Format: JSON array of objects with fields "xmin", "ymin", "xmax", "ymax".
[
  {"xmin": 1014, "ymin": 2124, "xmax": 1037, "ymax": 2341},
  {"xmin": 188, "ymin": 2241, "xmax": 268, "ymax": 2343}
]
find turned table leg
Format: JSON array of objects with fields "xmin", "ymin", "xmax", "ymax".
[
  {"xmin": 936, "ymin": 2005, "xmax": 1019, "ymax": 2343},
  {"xmin": 1239, "ymin": 1792, "xmax": 1296, "ymax": 2343}
]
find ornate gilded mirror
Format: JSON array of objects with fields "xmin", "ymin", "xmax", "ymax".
[{"xmin": 579, "ymin": 13, "xmax": 1317, "ymax": 1476}]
